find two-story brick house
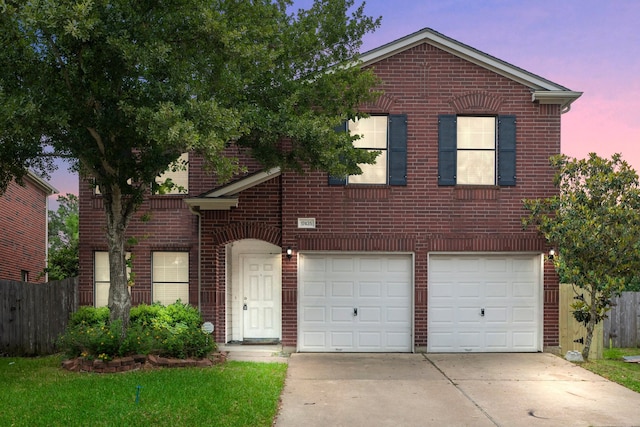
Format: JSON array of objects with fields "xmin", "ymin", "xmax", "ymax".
[
  {"xmin": 0, "ymin": 172, "xmax": 57, "ymax": 283},
  {"xmin": 78, "ymin": 28, "xmax": 581, "ymax": 353}
]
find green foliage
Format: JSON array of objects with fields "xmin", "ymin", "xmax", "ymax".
[
  {"xmin": 58, "ymin": 303, "xmax": 214, "ymax": 359},
  {"xmin": 69, "ymin": 306, "xmax": 110, "ymax": 327},
  {"xmin": 46, "ymin": 194, "xmax": 79, "ymax": 280},
  {"xmin": 523, "ymin": 153, "xmax": 640, "ymax": 360},
  {"xmin": 0, "ymin": 0, "xmax": 381, "ymax": 328}
]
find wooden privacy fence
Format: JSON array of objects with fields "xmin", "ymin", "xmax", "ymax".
[
  {"xmin": 604, "ymin": 292, "xmax": 640, "ymax": 348},
  {"xmin": 0, "ymin": 278, "xmax": 78, "ymax": 356},
  {"xmin": 559, "ymin": 283, "xmax": 603, "ymax": 359}
]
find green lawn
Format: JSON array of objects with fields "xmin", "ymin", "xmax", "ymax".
[
  {"xmin": 582, "ymin": 348, "xmax": 640, "ymax": 393},
  {"xmin": 0, "ymin": 355, "xmax": 287, "ymax": 427}
]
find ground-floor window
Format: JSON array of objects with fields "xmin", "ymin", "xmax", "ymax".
[
  {"xmin": 94, "ymin": 251, "xmax": 131, "ymax": 308},
  {"xmin": 152, "ymin": 252, "xmax": 189, "ymax": 305}
]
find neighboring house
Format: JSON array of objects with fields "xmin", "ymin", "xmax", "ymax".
[
  {"xmin": 78, "ymin": 28, "xmax": 581, "ymax": 353},
  {"xmin": 0, "ymin": 172, "xmax": 57, "ymax": 283}
]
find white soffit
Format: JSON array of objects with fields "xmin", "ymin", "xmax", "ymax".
[
  {"xmin": 184, "ymin": 167, "xmax": 281, "ymax": 211},
  {"xmin": 207, "ymin": 167, "xmax": 281, "ymax": 198},
  {"xmin": 184, "ymin": 197, "xmax": 238, "ymax": 211}
]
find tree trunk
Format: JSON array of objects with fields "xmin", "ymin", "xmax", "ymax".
[
  {"xmin": 104, "ymin": 186, "xmax": 132, "ymax": 335},
  {"xmin": 581, "ymin": 286, "xmax": 598, "ymax": 361}
]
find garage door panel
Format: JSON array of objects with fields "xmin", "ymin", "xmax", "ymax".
[
  {"xmin": 302, "ymin": 306, "xmax": 326, "ymax": 322},
  {"xmin": 485, "ymin": 332, "xmax": 508, "ymax": 349},
  {"xmin": 301, "ymin": 331, "xmax": 326, "ymax": 349},
  {"xmin": 331, "ymin": 306, "xmax": 354, "ymax": 322},
  {"xmin": 428, "ymin": 254, "xmax": 541, "ymax": 352},
  {"xmin": 331, "ymin": 282, "xmax": 354, "ymax": 297},
  {"xmin": 331, "ymin": 332, "xmax": 354, "ymax": 349},
  {"xmin": 359, "ymin": 307, "xmax": 382, "ymax": 322},
  {"xmin": 299, "ymin": 254, "xmax": 413, "ymax": 352},
  {"xmin": 360, "ymin": 282, "xmax": 382, "ymax": 297}
]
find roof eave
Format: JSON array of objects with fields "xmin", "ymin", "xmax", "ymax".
[
  {"xmin": 532, "ymin": 91, "xmax": 583, "ymax": 113},
  {"xmin": 206, "ymin": 167, "xmax": 281, "ymax": 198},
  {"xmin": 184, "ymin": 197, "xmax": 239, "ymax": 211}
]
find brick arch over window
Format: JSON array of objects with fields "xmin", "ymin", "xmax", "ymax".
[
  {"xmin": 449, "ymin": 91, "xmax": 504, "ymax": 114},
  {"xmin": 360, "ymin": 93, "xmax": 398, "ymax": 114},
  {"xmin": 211, "ymin": 223, "xmax": 281, "ymax": 247}
]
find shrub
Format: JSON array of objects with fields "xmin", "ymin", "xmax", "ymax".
[
  {"xmin": 69, "ymin": 306, "xmax": 109, "ymax": 327},
  {"xmin": 58, "ymin": 303, "xmax": 215, "ymax": 361}
]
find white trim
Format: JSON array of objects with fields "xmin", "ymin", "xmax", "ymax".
[
  {"xmin": 358, "ymin": 28, "xmax": 581, "ymax": 110},
  {"xmin": 207, "ymin": 167, "xmax": 281, "ymax": 197},
  {"xmin": 184, "ymin": 197, "xmax": 238, "ymax": 210}
]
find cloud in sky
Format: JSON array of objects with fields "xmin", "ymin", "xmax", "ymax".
[{"xmin": 48, "ymin": 0, "xmax": 640, "ymax": 202}]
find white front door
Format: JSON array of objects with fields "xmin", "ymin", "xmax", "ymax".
[
  {"xmin": 242, "ymin": 254, "xmax": 281, "ymax": 339},
  {"xmin": 428, "ymin": 254, "xmax": 542, "ymax": 352}
]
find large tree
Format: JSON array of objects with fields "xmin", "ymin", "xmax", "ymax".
[
  {"xmin": 523, "ymin": 153, "xmax": 640, "ymax": 360},
  {"xmin": 0, "ymin": 0, "xmax": 381, "ymax": 330}
]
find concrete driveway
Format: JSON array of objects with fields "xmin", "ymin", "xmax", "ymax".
[{"xmin": 274, "ymin": 352, "xmax": 640, "ymax": 427}]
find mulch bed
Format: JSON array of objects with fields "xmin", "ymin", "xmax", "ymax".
[{"xmin": 61, "ymin": 352, "xmax": 228, "ymax": 373}]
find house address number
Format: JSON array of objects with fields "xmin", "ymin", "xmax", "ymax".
[{"xmin": 297, "ymin": 218, "xmax": 316, "ymax": 229}]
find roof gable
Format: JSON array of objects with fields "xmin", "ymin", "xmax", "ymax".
[{"xmin": 359, "ymin": 28, "xmax": 581, "ymax": 111}]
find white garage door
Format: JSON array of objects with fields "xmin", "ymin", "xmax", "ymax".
[
  {"xmin": 428, "ymin": 254, "xmax": 542, "ymax": 352},
  {"xmin": 298, "ymin": 253, "xmax": 413, "ymax": 352}
]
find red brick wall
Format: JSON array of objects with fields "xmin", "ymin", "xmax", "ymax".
[
  {"xmin": 78, "ymin": 42, "xmax": 563, "ymax": 349},
  {"xmin": 278, "ymin": 43, "xmax": 561, "ymax": 348},
  {"xmin": 0, "ymin": 178, "xmax": 50, "ymax": 283}
]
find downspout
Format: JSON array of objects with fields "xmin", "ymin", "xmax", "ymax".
[{"xmin": 188, "ymin": 205, "xmax": 202, "ymax": 312}]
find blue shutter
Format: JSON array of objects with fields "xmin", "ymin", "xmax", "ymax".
[
  {"xmin": 388, "ymin": 114, "xmax": 408, "ymax": 185},
  {"xmin": 498, "ymin": 115, "xmax": 516, "ymax": 186},
  {"xmin": 328, "ymin": 121, "xmax": 348, "ymax": 185},
  {"xmin": 438, "ymin": 115, "xmax": 457, "ymax": 186}
]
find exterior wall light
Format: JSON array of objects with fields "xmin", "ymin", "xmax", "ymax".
[
  {"xmin": 286, "ymin": 247, "xmax": 293, "ymax": 259},
  {"xmin": 548, "ymin": 249, "xmax": 556, "ymax": 260}
]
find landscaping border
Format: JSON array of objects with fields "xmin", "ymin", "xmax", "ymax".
[{"xmin": 61, "ymin": 352, "xmax": 228, "ymax": 373}]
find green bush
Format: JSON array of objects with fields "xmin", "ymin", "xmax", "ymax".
[
  {"xmin": 58, "ymin": 303, "xmax": 214, "ymax": 360},
  {"xmin": 69, "ymin": 306, "xmax": 109, "ymax": 327}
]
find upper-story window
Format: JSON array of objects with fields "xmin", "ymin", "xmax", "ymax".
[
  {"xmin": 94, "ymin": 153, "xmax": 189, "ymax": 195},
  {"xmin": 348, "ymin": 116, "xmax": 388, "ymax": 184},
  {"xmin": 156, "ymin": 153, "xmax": 189, "ymax": 194},
  {"xmin": 329, "ymin": 115, "xmax": 407, "ymax": 186},
  {"xmin": 438, "ymin": 115, "xmax": 516, "ymax": 186}
]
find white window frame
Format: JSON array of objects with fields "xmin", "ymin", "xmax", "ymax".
[
  {"xmin": 94, "ymin": 251, "xmax": 131, "ymax": 308},
  {"xmin": 347, "ymin": 116, "xmax": 388, "ymax": 184},
  {"xmin": 152, "ymin": 251, "xmax": 189, "ymax": 305},
  {"xmin": 156, "ymin": 153, "xmax": 189, "ymax": 194},
  {"xmin": 456, "ymin": 116, "xmax": 497, "ymax": 185}
]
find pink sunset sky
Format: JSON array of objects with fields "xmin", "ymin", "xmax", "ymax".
[{"xmin": 47, "ymin": 0, "xmax": 640, "ymax": 203}]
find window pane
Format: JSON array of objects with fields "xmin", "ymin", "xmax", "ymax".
[
  {"xmin": 94, "ymin": 251, "xmax": 132, "ymax": 308},
  {"xmin": 457, "ymin": 117, "xmax": 495, "ymax": 149},
  {"xmin": 349, "ymin": 151, "xmax": 388, "ymax": 184},
  {"xmin": 156, "ymin": 153, "xmax": 189, "ymax": 194},
  {"xmin": 153, "ymin": 252, "xmax": 189, "ymax": 282},
  {"xmin": 349, "ymin": 116, "xmax": 387, "ymax": 149},
  {"xmin": 153, "ymin": 283, "xmax": 189, "ymax": 305},
  {"xmin": 95, "ymin": 252, "xmax": 110, "ymax": 282},
  {"xmin": 95, "ymin": 282, "xmax": 110, "ymax": 308},
  {"xmin": 457, "ymin": 151, "xmax": 495, "ymax": 185}
]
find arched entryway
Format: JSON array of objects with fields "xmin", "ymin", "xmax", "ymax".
[{"xmin": 226, "ymin": 239, "xmax": 282, "ymax": 343}]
